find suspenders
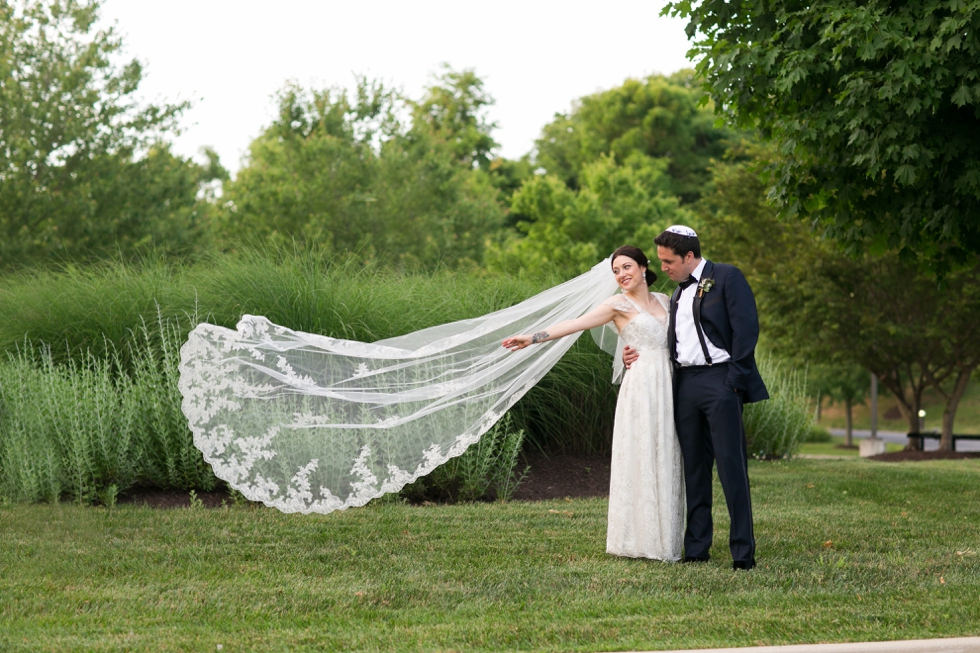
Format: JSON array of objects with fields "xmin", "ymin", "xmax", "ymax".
[{"xmin": 669, "ymin": 277, "xmax": 714, "ymax": 366}]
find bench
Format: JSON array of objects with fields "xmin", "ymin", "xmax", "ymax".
[{"xmin": 906, "ymin": 432, "xmax": 980, "ymax": 451}]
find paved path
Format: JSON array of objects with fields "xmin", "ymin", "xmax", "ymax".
[
  {"xmin": 827, "ymin": 428, "xmax": 980, "ymax": 452},
  {"xmin": 618, "ymin": 636, "xmax": 980, "ymax": 653}
]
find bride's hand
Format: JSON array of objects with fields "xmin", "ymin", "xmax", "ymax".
[{"xmin": 502, "ymin": 335, "xmax": 532, "ymax": 351}]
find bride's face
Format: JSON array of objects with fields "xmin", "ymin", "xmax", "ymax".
[{"xmin": 612, "ymin": 255, "xmax": 646, "ymax": 292}]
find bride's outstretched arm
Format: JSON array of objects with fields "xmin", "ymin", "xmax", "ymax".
[{"xmin": 502, "ymin": 303, "xmax": 617, "ymax": 351}]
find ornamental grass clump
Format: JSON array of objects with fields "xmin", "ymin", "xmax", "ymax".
[
  {"xmin": 743, "ymin": 356, "xmax": 813, "ymax": 459},
  {"xmin": 0, "ymin": 312, "xmax": 217, "ymax": 504}
]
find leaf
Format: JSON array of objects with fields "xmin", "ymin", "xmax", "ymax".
[
  {"xmin": 894, "ymin": 164, "xmax": 917, "ymax": 185},
  {"xmin": 951, "ymin": 84, "xmax": 973, "ymax": 107}
]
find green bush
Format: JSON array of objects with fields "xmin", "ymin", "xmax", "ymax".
[
  {"xmin": 0, "ymin": 316, "xmax": 217, "ymax": 504},
  {"xmin": 806, "ymin": 425, "xmax": 832, "ymax": 443},
  {"xmin": 744, "ymin": 356, "xmax": 814, "ymax": 459}
]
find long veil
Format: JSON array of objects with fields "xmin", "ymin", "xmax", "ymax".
[{"xmin": 178, "ymin": 258, "xmax": 620, "ymax": 514}]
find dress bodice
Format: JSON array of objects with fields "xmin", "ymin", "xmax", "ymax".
[
  {"xmin": 604, "ymin": 293, "xmax": 669, "ymax": 353},
  {"xmin": 621, "ymin": 311, "xmax": 669, "ymax": 352}
]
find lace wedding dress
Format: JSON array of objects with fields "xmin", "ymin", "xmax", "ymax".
[{"xmin": 602, "ymin": 293, "xmax": 685, "ymax": 561}]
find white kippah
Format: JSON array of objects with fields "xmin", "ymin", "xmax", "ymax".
[{"xmin": 665, "ymin": 225, "xmax": 697, "ymax": 238}]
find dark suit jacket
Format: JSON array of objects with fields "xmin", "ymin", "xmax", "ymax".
[{"xmin": 672, "ymin": 260, "xmax": 769, "ymax": 404}]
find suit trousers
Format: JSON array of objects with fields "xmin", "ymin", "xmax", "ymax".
[{"xmin": 674, "ymin": 364, "xmax": 756, "ymax": 564}]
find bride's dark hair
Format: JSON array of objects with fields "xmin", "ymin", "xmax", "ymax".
[{"xmin": 611, "ymin": 245, "xmax": 657, "ymax": 286}]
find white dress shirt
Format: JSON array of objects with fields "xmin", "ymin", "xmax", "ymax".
[{"xmin": 674, "ymin": 258, "xmax": 731, "ymax": 366}]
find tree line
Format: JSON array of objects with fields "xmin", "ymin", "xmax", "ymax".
[{"xmin": 3, "ymin": 0, "xmax": 980, "ymax": 449}]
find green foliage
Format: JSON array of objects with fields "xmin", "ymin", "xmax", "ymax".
[
  {"xmin": 215, "ymin": 71, "xmax": 505, "ymax": 267},
  {"xmin": 700, "ymin": 147, "xmax": 980, "ymax": 447},
  {"xmin": 486, "ymin": 154, "xmax": 695, "ymax": 275},
  {"xmin": 400, "ymin": 414, "xmax": 529, "ymax": 503},
  {"xmin": 0, "ymin": 316, "xmax": 216, "ymax": 504},
  {"xmin": 805, "ymin": 425, "xmax": 832, "ymax": 443},
  {"xmin": 411, "ymin": 66, "xmax": 498, "ymax": 170},
  {"xmin": 669, "ymin": 0, "xmax": 980, "ymax": 273},
  {"xmin": 0, "ymin": 0, "xmax": 225, "ymax": 268},
  {"xmin": 743, "ymin": 356, "xmax": 813, "ymax": 459},
  {"xmin": 534, "ymin": 71, "xmax": 736, "ymax": 204}
]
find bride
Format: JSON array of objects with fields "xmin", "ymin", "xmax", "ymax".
[
  {"xmin": 503, "ymin": 245, "xmax": 683, "ymax": 561},
  {"xmin": 178, "ymin": 244, "xmax": 681, "ymax": 559}
]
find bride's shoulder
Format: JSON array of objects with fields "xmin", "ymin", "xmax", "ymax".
[{"xmin": 602, "ymin": 295, "xmax": 634, "ymax": 312}]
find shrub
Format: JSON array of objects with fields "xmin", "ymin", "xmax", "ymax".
[
  {"xmin": 0, "ymin": 314, "xmax": 217, "ymax": 504},
  {"xmin": 744, "ymin": 356, "xmax": 814, "ymax": 459},
  {"xmin": 806, "ymin": 425, "xmax": 832, "ymax": 443}
]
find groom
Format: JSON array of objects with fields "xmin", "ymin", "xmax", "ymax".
[{"xmin": 624, "ymin": 226, "xmax": 768, "ymax": 570}]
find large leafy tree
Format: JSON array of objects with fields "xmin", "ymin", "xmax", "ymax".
[
  {"xmin": 534, "ymin": 71, "xmax": 735, "ymax": 204},
  {"xmin": 0, "ymin": 0, "xmax": 221, "ymax": 267},
  {"xmin": 216, "ymin": 72, "xmax": 505, "ymax": 267},
  {"xmin": 669, "ymin": 0, "xmax": 980, "ymax": 274},
  {"xmin": 486, "ymin": 154, "xmax": 694, "ymax": 276},
  {"xmin": 703, "ymin": 149, "xmax": 980, "ymax": 450}
]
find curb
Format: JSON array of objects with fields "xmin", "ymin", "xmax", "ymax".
[{"xmin": 614, "ymin": 637, "xmax": 980, "ymax": 653}]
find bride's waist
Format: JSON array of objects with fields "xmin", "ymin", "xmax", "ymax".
[{"xmin": 624, "ymin": 342, "xmax": 668, "ymax": 351}]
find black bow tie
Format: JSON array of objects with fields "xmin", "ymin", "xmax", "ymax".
[{"xmin": 678, "ymin": 275, "xmax": 697, "ymax": 290}]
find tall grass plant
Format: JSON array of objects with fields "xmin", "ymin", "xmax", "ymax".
[
  {"xmin": 0, "ymin": 316, "xmax": 217, "ymax": 504},
  {"xmin": 744, "ymin": 355, "xmax": 813, "ymax": 458}
]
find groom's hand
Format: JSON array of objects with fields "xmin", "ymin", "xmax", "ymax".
[{"xmin": 623, "ymin": 345, "xmax": 639, "ymax": 369}]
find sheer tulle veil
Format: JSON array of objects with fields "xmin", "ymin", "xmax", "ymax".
[{"xmin": 178, "ymin": 257, "xmax": 623, "ymax": 514}]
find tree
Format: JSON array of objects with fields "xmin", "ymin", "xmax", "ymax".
[
  {"xmin": 534, "ymin": 71, "xmax": 736, "ymax": 204},
  {"xmin": 808, "ymin": 364, "xmax": 869, "ymax": 447},
  {"xmin": 0, "ymin": 0, "xmax": 221, "ymax": 267},
  {"xmin": 702, "ymin": 148, "xmax": 980, "ymax": 450},
  {"xmin": 668, "ymin": 0, "xmax": 980, "ymax": 274},
  {"xmin": 485, "ymin": 154, "xmax": 694, "ymax": 276},
  {"xmin": 215, "ymin": 73, "xmax": 505, "ymax": 267},
  {"xmin": 411, "ymin": 66, "xmax": 498, "ymax": 171}
]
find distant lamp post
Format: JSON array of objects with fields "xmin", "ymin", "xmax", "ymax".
[
  {"xmin": 870, "ymin": 373, "xmax": 878, "ymax": 440},
  {"xmin": 918, "ymin": 409, "xmax": 926, "ymax": 433}
]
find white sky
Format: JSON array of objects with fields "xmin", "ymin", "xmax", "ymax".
[{"xmin": 100, "ymin": 1, "xmax": 693, "ymax": 175}]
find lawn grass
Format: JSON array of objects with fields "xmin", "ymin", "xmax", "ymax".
[
  {"xmin": 799, "ymin": 435, "xmax": 904, "ymax": 457},
  {"xmin": 1, "ymin": 459, "xmax": 978, "ymax": 652}
]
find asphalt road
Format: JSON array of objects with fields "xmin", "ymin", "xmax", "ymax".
[{"xmin": 827, "ymin": 428, "xmax": 980, "ymax": 452}]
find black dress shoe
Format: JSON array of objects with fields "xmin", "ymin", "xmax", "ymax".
[
  {"xmin": 681, "ymin": 556, "xmax": 709, "ymax": 564},
  {"xmin": 732, "ymin": 559, "xmax": 756, "ymax": 571}
]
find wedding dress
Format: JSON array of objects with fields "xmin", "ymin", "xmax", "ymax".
[{"xmin": 602, "ymin": 293, "xmax": 685, "ymax": 561}]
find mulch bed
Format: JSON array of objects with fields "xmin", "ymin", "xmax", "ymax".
[
  {"xmin": 117, "ymin": 452, "xmax": 614, "ymax": 509},
  {"xmin": 116, "ymin": 449, "xmax": 976, "ymax": 509}
]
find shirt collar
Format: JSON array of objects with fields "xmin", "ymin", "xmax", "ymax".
[{"xmin": 691, "ymin": 258, "xmax": 708, "ymax": 281}]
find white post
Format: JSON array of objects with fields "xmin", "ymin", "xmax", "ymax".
[{"xmin": 870, "ymin": 373, "xmax": 878, "ymax": 440}]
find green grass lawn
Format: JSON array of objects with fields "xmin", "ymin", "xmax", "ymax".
[
  {"xmin": 799, "ymin": 435, "xmax": 905, "ymax": 457},
  {"xmin": 2, "ymin": 459, "xmax": 978, "ymax": 652}
]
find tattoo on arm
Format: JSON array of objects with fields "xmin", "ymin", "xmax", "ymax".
[{"xmin": 530, "ymin": 331, "xmax": 550, "ymax": 344}]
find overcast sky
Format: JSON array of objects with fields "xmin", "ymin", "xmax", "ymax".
[{"xmin": 100, "ymin": 1, "xmax": 693, "ymax": 175}]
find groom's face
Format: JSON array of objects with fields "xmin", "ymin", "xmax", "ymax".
[{"xmin": 657, "ymin": 246, "xmax": 698, "ymax": 282}]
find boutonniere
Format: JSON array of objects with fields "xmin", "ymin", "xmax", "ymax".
[{"xmin": 697, "ymin": 277, "xmax": 715, "ymax": 298}]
